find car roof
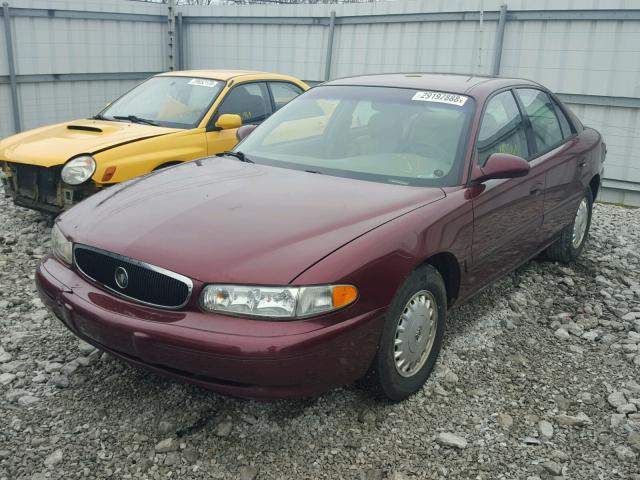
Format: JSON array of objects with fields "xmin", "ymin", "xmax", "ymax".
[
  {"xmin": 156, "ymin": 69, "xmax": 293, "ymax": 82},
  {"xmin": 322, "ymin": 73, "xmax": 542, "ymax": 97}
]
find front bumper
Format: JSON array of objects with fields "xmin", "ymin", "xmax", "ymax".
[
  {"xmin": 1, "ymin": 162, "xmax": 98, "ymax": 214},
  {"xmin": 36, "ymin": 256, "xmax": 385, "ymax": 399}
]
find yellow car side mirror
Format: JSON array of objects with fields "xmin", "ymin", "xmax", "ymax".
[{"xmin": 215, "ymin": 114, "xmax": 242, "ymax": 130}]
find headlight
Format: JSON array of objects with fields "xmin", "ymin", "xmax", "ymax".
[
  {"xmin": 201, "ymin": 284, "xmax": 358, "ymax": 319},
  {"xmin": 61, "ymin": 155, "xmax": 96, "ymax": 185},
  {"xmin": 51, "ymin": 224, "xmax": 73, "ymax": 265}
]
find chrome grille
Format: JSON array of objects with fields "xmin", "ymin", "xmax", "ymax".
[{"xmin": 73, "ymin": 245, "xmax": 192, "ymax": 309}]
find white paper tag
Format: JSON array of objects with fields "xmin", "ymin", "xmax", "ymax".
[
  {"xmin": 188, "ymin": 78, "xmax": 218, "ymax": 88},
  {"xmin": 412, "ymin": 91, "xmax": 468, "ymax": 106}
]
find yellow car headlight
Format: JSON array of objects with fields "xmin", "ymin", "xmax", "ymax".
[{"xmin": 61, "ymin": 155, "xmax": 96, "ymax": 185}]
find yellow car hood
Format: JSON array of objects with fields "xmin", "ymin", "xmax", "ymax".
[{"xmin": 0, "ymin": 119, "xmax": 180, "ymax": 167}]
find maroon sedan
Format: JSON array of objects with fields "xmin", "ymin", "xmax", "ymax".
[{"xmin": 37, "ymin": 74, "xmax": 605, "ymax": 401}]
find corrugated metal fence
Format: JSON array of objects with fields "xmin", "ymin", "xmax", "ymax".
[{"xmin": 1, "ymin": 0, "xmax": 639, "ymax": 205}]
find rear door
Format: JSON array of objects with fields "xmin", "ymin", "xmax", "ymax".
[
  {"xmin": 514, "ymin": 88, "xmax": 584, "ymax": 242},
  {"xmin": 205, "ymin": 82, "xmax": 272, "ymax": 155},
  {"xmin": 469, "ymin": 90, "xmax": 545, "ymax": 285}
]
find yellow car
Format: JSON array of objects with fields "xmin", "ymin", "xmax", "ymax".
[{"xmin": 0, "ymin": 70, "xmax": 308, "ymax": 213}]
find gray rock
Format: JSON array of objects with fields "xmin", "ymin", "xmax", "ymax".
[
  {"xmin": 358, "ymin": 410, "xmax": 377, "ymax": 425},
  {"xmin": 215, "ymin": 419, "xmax": 233, "ymax": 437},
  {"xmin": 435, "ymin": 432, "xmax": 467, "ymax": 449},
  {"xmin": 77, "ymin": 340, "xmax": 96, "ymax": 355},
  {"xmin": 50, "ymin": 374, "xmax": 69, "ymax": 388},
  {"xmin": 44, "ymin": 361, "xmax": 62, "ymax": 373},
  {"xmin": 497, "ymin": 413, "xmax": 513, "ymax": 430},
  {"xmin": 239, "ymin": 466, "xmax": 260, "ymax": 480},
  {"xmin": 5, "ymin": 389, "xmax": 30, "ymax": 402},
  {"xmin": 540, "ymin": 461, "xmax": 563, "ymax": 476},
  {"xmin": 32, "ymin": 373, "xmax": 47, "ymax": 383},
  {"xmin": 154, "ymin": 438, "xmax": 177, "ymax": 453},
  {"xmin": 44, "ymin": 449, "xmax": 63, "ymax": 467},
  {"xmin": 522, "ymin": 437, "xmax": 541, "ymax": 445},
  {"xmin": 0, "ymin": 348, "xmax": 12, "ymax": 363},
  {"xmin": 618, "ymin": 403, "xmax": 637, "ymax": 414},
  {"xmin": 615, "ymin": 445, "xmax": 637, "ymax": 462},
  {"xmin": 628, "ymin": 432, "xmax": 640, "ymax": 452},
  {"xmin": 539, "ymin": 420, "xmax": 554, "ymax": 439},
  {"xmin": 554, "ymin": 328, "xmax": 570, "ymax": 340},
  {"xmin": 555, "ymin": 413, "xmax": 591, "ymax": 427},
  {"xmin": 157, "ymin": 421, "xmax": 175, "ymax": 434},
  {"xmin": 17, "ymin": 395, "xmax": 40, "ymax": 406},
  {"xmin": 388, "ymin": 473, "xmax": 410, "ymax": 480},
  {"xmin": 608, "ymin": 391, "xmax": 628, "ymax": 409},
  {"xmin": 360, "ymin": 469, "xmax": 384, "ymax": 480},
  {"xmin": 0, "ymin": 372, "xmax": 16, "ymax": 385}
]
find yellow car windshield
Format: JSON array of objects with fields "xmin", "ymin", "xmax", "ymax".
[{"xmin": 100, "ymin": 76, "xmax": 224, "ymax": 129}]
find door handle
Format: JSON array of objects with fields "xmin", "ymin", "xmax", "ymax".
[{"xmin": 578, "ymin": 159, "xmax": 587, "ymax": 168}]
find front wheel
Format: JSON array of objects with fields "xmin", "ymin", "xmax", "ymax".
[
  {"xmin": 545, "ymin": 187, "xmax": 593, "ymax": 263},
  {"xmin": 371, "ymin": 265, "xmax": 447, "ymax": 401}
]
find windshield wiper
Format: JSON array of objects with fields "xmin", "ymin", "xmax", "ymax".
[
  {"xmin": 91, "ymin": 114, "xmax": 106, "ymax": 120},
  {"xmin": 304, "ymin": 169, "xmax": 323, "ymax": 174},
  {"xmin": 217, "ymin": 151, "xmax": 254, "ymax": 163},
  {"xmin": 113, "ymin": 115, "xmax": 159, "ymax": 126}
]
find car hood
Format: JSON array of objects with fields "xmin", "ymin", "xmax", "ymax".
[
  {"xmin": 0, "ymin": 119, "xmax": 179, "ymax": 167},
  {"xmin": 59, "ymin": 157, "xmax": 445, "ymax": 285}
]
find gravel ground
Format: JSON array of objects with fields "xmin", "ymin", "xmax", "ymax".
[{"xmin": 1, "ymin": 190, "xmax": 639, "ymax": 480}]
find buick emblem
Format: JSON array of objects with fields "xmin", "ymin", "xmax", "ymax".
[{"xmin": 114, "ymin": 267, "xmax": 129, "ymax": 289}]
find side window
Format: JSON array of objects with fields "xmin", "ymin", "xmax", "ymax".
[
  {"xmin": 517, "ymin": 88, "xmax": 564, "ymax": 154},
  {"xmin": 216, "ymin": 82, "xmax": 271, "ymax": 125},
  {"xmin": 269, "ymin": 82, "xmax": 304, "ymax": 111},
  {"xmin": 551, "ymin": 98, "xmax": 574, "ymax": 139},
  {"xmin": 477, "ymin": 90, "xmax": 529, "ymax": 166}
]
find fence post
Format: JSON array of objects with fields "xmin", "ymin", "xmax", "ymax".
[
  {"xmin": 492, "ymin": 3, "xmax": 508, "ymax": 76},
  {"xmin": 2, "ymin": 2, "xmax": 21, "ymax": 133},
  {"xmin": 167, "ymin": 0, "xmax": 176, "ymax": 71},
  {"xmin": 324, "ymin": 11, "xmax": 336, "ymax": 81},
  {"xmin": 177, "ymin": 12, "xmax": 184, "ymax": 70}
]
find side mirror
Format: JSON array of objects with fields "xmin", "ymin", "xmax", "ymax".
[
  {"xmin": 215, "ymin": 114, "xmax": 242, "ymax": 130},
  {"xmin": 236, "ymin": 124, "xmax": 258, "ymax": 142},
  {"xmin": 472, "ymin": 153, "xmax": 530, "ymax": 183}
]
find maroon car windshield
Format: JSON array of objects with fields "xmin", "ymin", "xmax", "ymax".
[{"xmin": 238, "ymin": 85, "xmax": 475, "ymax": 187}]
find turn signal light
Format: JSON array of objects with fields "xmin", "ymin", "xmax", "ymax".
[
  {"xmin": 332, "ymin": 285, "xmax": 358, "ymax": 308},
  {"xmin": 101, "ymin": 166, "xmax": 116, "ymax": 182}
]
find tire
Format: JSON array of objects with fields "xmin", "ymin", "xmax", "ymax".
[
  {"xmin": 545, "ymin": 187, "xmax": 593, "ymax": 264},
  {"xmin": 370, "ymin": 264, "xmax": 447, "ymax": 401}
]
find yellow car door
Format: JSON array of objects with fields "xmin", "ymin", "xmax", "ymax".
[{"xmin": 205, "ymin": 82, "xmax": 273, "ymax": 155}]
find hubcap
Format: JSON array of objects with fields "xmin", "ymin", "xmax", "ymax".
[
  {"xmin": 393, "ymin": 290, "xmax": 438, "ymax": 378},
  {"xmin": 572, "ymin": 197, "xmax": 589, "ymax": 248}
]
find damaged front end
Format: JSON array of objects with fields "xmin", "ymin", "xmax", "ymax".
[{"xmin": 1, "ymin": 161, "xmax": 99, "ymax": 214}]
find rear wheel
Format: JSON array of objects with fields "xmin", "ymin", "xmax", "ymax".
[
  {"xmin": 371, "ymin": 265, "xmax": 447, "ymax": 401},
  {"xmin": 545, "ymin": 187, "xmax": 593, "ymax": 263}
]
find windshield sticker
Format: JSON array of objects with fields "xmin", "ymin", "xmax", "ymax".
[
  {"xmin": 412, "ymin": 91, "xmax": 468, "ymax": 106},
  {"xmin": 188, "ymin": 78, "xmax": 219, "ymax": 88}
]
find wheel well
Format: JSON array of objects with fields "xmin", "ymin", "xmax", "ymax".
[
  {"xmin": 424, "ymin": 252, "xmax": 460, "ymax": 308},
  {"xmin": 589, "ymin": 174, "xmax": 600, "ymax": 201},
  {"xmin": 153, "ymin": 161, "xmax": 182, "ymax": 171}
]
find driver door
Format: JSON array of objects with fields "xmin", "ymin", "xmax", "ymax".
[
  {"xmin": 205, "ymin": 82, "xmax": 272, "ymax": 155},
  {"xmin": 468, "ymin": 90, "xmax": 545, "ymax": 286}
]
